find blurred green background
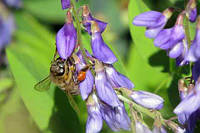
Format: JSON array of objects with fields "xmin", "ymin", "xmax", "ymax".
[{"xmin": 0, "ymin": 0, "xmax": 199, "ymax": 132}]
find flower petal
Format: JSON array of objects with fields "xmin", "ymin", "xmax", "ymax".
[
  {"xmin": 105, "ymin": 65, "xmax": 134, "ymax": 89},
  {"xmin": 133, "ymin": 11, "xmax": 164, "ymax": 28},
  {"xmin": 3, "ymin": 0, "xmax": 22, "ymax": 8},
  {"xmin": 174, "ymin": 84, "xmax": 200, "ymax": 117},
  {"xmin": 130, "ymin": 91, "xmax": 164, "ymax": 110},
  {"xmin": 100, "ymin": 102, "xmax": 131, "ymax": 131},
  {"xmin": 95, "ymin": 71, "xmax": 120, "ymax": 107},
  {"xmin": 145, "ymin": 23, "xmax": 165, "ymax": 38},
  {"xmin": 61, "ymin": 0, "xmax": 70, "ymax": 9},
  {"xmin": 168, "ymin": 42, "xmax": 183, "ymax": 58},
  {"xmin": 86, "ymin": 106, "xmax": 103, "ymax": 133},
  {"xmin": 56, "ymin": 23, "xmax": 77, "ymax": 59},
  {"xmin": 92, "ymin": 32, "xmax": 117, "ymax": 64},
  {"xmin": 0, "ymin": 15, "xmax": 15, "ymax": 50}
]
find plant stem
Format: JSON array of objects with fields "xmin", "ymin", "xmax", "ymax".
[
  {"xmin": 118, "ymin": 94, "xmax": 172, "ymax": 127},
  {"xmin": 71, "ymin": 0, "xmax": 95, "ymax": 75}
]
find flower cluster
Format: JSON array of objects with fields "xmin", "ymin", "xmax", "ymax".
[
  {"xmin": 133, "ymin": 0, "xmax": 200, "ymax": 132},
  {"xmin": 54, "ymin": 0, "xmax": 167, "ymax": 132},
  {"xmin": 133, "ymin": 0, "xmax": 198, "ymax": 66},
  {"xmin": 174, "ymin": 61, "xmax": 200, "ymax": 132}
]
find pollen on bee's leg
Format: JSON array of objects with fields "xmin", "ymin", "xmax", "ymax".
[{"xmin": 78, "ymin": 71, "xmax": 86, "ymax": 82}]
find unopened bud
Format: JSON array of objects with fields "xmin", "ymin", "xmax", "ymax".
[{"xmin": 163, "ymin": 7, "xmax": 174, "ymax": 19}]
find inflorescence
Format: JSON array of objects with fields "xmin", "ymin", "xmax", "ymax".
[
  {"xmin": 49, "ymin": 0, "xmax": 198, "ymax": 133},
  {"xmin": 133, "ymin": 0, "xmax": 200, "ymax": 132}
]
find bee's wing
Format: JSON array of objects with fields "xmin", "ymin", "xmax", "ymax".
[
  {"xmin": 34, "ymin": 76, "xmax": 51, "ymax": 91},
  {"xmin": 66, "ymin": 91, "xmax": 81, "ymax": 117}
]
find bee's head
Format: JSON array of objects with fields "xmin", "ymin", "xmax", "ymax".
[{"xmin": 50, "ymin": 58, "xmax": 68, "ymax": 76}]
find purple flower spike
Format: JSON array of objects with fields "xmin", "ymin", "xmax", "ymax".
[
  {"xmin": 56, "ymin": 11, "xmax": 77, "ymax": 59},
  {"xmin": 91, "ymin": 21, "xmax": 117, "ymax": 64},
  {"xmin": 76, "ymin": 51, "xmax": 94, "ymax": 100},
  {"xmin": 100, "ymin": 102, "xmax": 131, "ymax": 131},
  {"xmin": 86, "ymin": 94, "xmax": 103, "ymax": 133},
  {"xmin": 186, "ymin": 0, "xmax": 197, "ymax": 22},
  {"xmin": 95, "ymin": 62, "xmax": 120, "ymax": 107},
  {"xmin": 133, "ymin": 8, "xmax": 173, "ymax": 38},
  {"xmin": 3, "ymin": 0, "xmax": 22, "ymax": 8},
  {"xmin": 174, "ymin": 82, "xmax": 200, "ymax": 120},
  {"xmin": 135, "ymin": 121, "xmax": 152, "ymax": 133},
  {"xmin": 0, "ymin": 15, "xmax": 15, "ymax": 50},
  {"xmin": 105, "ymin": 65, "xmax": 134, "ymax": 89},
  {"xmin": 154, "ymin": 13, "xmax": 185, "ymax": 50},
  {"xmin": 130, "ymin": 91, "xmax": 164, "ymax": 110},
  {"xmin": 186, "ymin": 17, "xmax": 200, "ymax": 62},
  {"xmin": 82, "ymin": 5, "xmax": 107, "ymax": 35},
  {"xmin": 61, "ymin": 0, "xmax": 70, "ymax": 10}
]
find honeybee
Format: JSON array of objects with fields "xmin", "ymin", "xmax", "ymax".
[{"xmin": 34, "ymin": 55, "xmax": 87, "ymax": 114}]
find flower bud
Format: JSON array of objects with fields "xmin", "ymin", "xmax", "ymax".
[
  {"xmin": 186, "ymin": 0, "xmax": 197, "ymax": 22},
  {"xmin": 82, "ymin": 5, "xmax": 107, "ymax": 35},
  {"xmin": 91, "ymin": 22, "xmax": 117, "ymax": 64},
  {"xmin": 133, "ymin": 8, "xmax": 173, "ymax": 38},
  {"xmin": 154, "ymin": 12, "xmax": 185, "ymax": 50},
  {"xmin": 130, "ymin": 91, "xmax": 164, "ymax": 110},
  {"xmin": 56, "ymin": 11, "xmax": 77, "ymax": 59},
  {"xmin": 61, "ymin": 0, "xmax": 70, "ymax": 10}
]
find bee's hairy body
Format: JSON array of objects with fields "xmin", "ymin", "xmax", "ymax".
[{"xmin": 50, "ymin": 57, "xmax": 79, "ymax": 95}]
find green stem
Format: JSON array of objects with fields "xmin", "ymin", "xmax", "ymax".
[
  {"xmin": 71, "ymin": 0, "xmax": 95, "ymax": 75},
  {"xmin": 118, "ymin": 94, "xmax": 174, "ymax": 127},
  {"xmin": 184, "ymin": 16, "xmax": 191, "ymax": 46}
]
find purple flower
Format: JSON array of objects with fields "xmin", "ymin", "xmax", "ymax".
[
  {"xmin": 56, "ymin": 11, "xmax": 77, "ymax": 59},
  {"xmin": 86, "ymin": 94, "xmax": 103, "ymax": 133},
  {"xmin": 135, "ymin": 121, "xmax": 152, "ymax": 133},
  {"xmin": 186, "ymin": 0, "xmax": 197, "ymax": 22},
  {"xmin": 82, "ymin": 5, "xmax": 107, "ymax": 35},
  {"xmin": 175, "ymin": 40, "xmax": 189, "ymax": 66},
  {"xmin": 192, "ymin": 60, "xmax": 200, "ymax": 82},
  {"xmin": 3, "ymin": 0, "xmax": 22, "ymax": 8},
  {"xmin": 76, "ymin": 51, "xmax": 94, "ymax": 100},
  {"xmin": 186, "ymin": 16, "xmax": 200, "ymax": 62},
  {"xmin": 129, "ymin": 90, "xmax": 164, "ymax": 110},
  {"xmin": 61, "ymin": 0, "xmax": 70, "ymax": 10},
  {"xmin": 91, "ymin": 21, "xmax": 117, "ymax": 64},
  {"xmin": 152, "ymin": 126, "xmax": 167, "ymax": 133},
  {"xmin": 0, "ymin": 15, "xmax": 15, "ymax": 50},
  {"xmin": 176, "ymin": 127, "xmax": 186, "ymax": 133},
  {"xmin": 154, "ymin": 13, "xmax": 185, "ymax": 50},
  {"xmin": 100, "ymin": 101, "xmax": 131, "ymax": 131},
  {"xmin": 132, "ymin": 8, "xmax": 173, "ymax": 38},
  {"xmin": 174, "ymin": 82, "xmax": 200, "ymax": 122},
  {"xmin": 105, "ymin": 65, "xmax": 134, "ymax": 89},
  {"xmin": 95, "ymin": 62, "xmax": 120, "ymax": 107}
]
